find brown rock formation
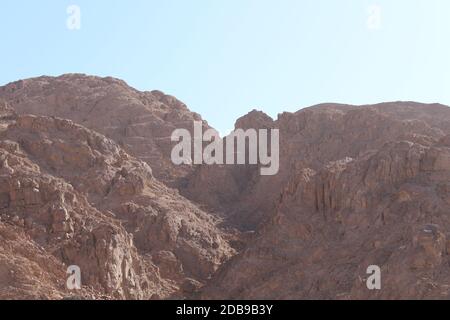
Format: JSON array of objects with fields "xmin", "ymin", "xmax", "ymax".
[
  {"xmin": 3, "ymin": 75, "xmax": 450, "ymax": 300},
  {"xmin": 0, "ymin": 100, "xmax": 234, "ymax": 299},
  {"xmin": 0, "ymin": 74, "xmax": 208, "ymax": 187},
  {"xmin": 200, "ymin": 104, "xmax": 450, "ymax": 299}
]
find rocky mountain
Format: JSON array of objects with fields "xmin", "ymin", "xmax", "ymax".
[
  {"xmin": 0, "ymin": 98, "xmax": 233, "ymax": 299},
  {"xmin": 200, "ymin": 103, "xmax": 450, "ymax": 299},
  {"xmin": 2, "ymin": 74, "xmax": 450, "ymax": 299},
  {"xmin": 186, "ymin": 103, "xmax": 450, "ymax": 231},
  {"xmin": 0, "ymin": 74, "xmax": 209, "ymax": 187}
]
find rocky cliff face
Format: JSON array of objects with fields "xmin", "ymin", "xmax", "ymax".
[
  {"xmin": 0, "ymin": 74, "xmax": 208, "ymax": 187},
  {"xmin": 3, "ymin": 74, "xmax": 450, "ymax": 299},
  {"xmin": 0, "ymin": 100, "xmax": 233, "ymax": 299},
  {"xmin": 185, "ymin": 103, "xmax": 450, "ymax": 230},
  {"xmin": 200, "ymin": 104, "xmax": 450, "ymax": 299}
]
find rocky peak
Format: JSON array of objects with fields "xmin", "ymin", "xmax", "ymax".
[
  {"xmin": 0, "ymin": 74, "xmax": 209, "ymax": 187},
  {"xmin": 234, "ymin": 109, "xmax": 274, "ymax": 131},
  {"xmin": 3, "ymin": 74, "xmax": 450, "ymax": 300}
]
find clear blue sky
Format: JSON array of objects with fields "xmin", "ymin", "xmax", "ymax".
[{"xmin": 1, "ymin": 0, "xmax": 449, "ymax": 134}]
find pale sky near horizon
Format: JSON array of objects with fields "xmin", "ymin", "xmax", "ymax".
[{"xmin": 1, "ymin": 0, "xmax": 450, "ymax": 134}]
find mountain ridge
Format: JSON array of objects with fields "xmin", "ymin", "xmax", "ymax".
[{"xmin": 2, "ymin": 74, "xmax": 450, "ymax": 299}]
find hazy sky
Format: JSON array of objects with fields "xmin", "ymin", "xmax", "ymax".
[{"xmin": 1, "ymin": 0, "xmax": 450, "ymax": 134}]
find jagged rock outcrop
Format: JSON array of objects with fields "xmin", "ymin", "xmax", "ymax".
[
  {"xmin": 4, "ymin": 75, "xmax": 450, "ymax": 300},
  {"xmin": 0, "ymin": 74, "xmax": 208, "ymax": 187},
  {"xmin": 200, "ymin": 104, "xmax": 450, "ymax": 300},
  {"xmin": 186, "ymin": 103, "xmax": 449, "ymax": 230},
  {"xmin": 0, "ymin": 101, "xmax": 234, "ymax": 299}
]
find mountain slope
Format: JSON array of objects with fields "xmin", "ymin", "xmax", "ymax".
[
  {"xmin": 200, "ymin": 103, "xmax": 450, "ymax": 299},
  {"xmin": 0, "ymin": 74, "xmax": 209, "ymax": 187},
  {"xmin": 185, "ymin": 102, "xmax": 450, "ymax": 230},
  {"xmin": 3, "ymin": 75, "xmax": 450, "ymax": 300},
  {"xmin": 0, "ymin": 102, "xmax": 234, "ymax": 299}
]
